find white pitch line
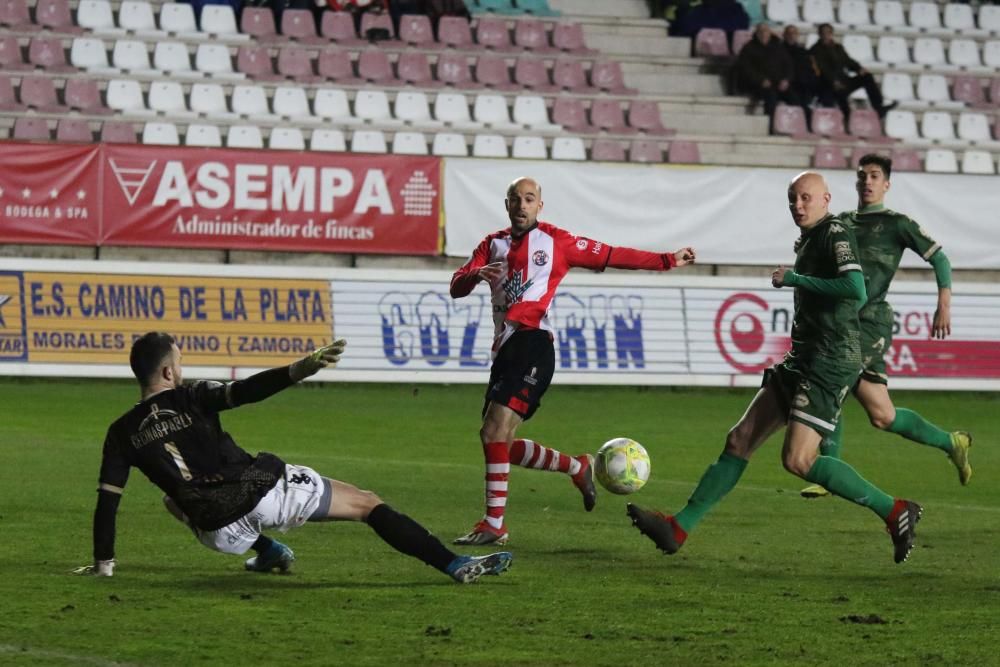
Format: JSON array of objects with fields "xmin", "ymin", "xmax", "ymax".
[{"xmin": 0, "ymin": 645, "xmax": 138, "ymax": 667}]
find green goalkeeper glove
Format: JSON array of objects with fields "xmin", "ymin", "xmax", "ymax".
[{"xmin": 289, "ymin": 339, "xmax": 347, "ymax": 382}]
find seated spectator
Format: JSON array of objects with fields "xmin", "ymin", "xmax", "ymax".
[
  {"xmin": 735, "ymin": 23, "xmax": 799, "ymax": 132},
  {"xmin": 668, "ymin": 0, "xmax": 749, "ymax": 39},
  {"xmin": 809, "ymin": 23, "xmax": 896, "ymax": 123},
  {"xmin": 422, "ymin": 0, "xmax": 470, "ymax": 32},
  {"xmin": 327, "ymin": 0, "xmax": 389, "ymax": 33},
  {"xmin": 781, "ymin": 24, "xmax": 820, "ymax": 129}
]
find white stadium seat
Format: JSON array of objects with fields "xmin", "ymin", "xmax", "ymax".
[
  {"xmin": 159, "ymin": 3, "xmax": 201, "ymax": 39},
  {"xmin": 227, "ymin": 124, "xmax": 264, "ymax": 148},
  {"xmin": 185, "ymin": 123, "xmax": 223, "ymax": 147},
  {"xmin": 908, "ymin": 2, "xmax": 942, "ymax": 30},
  {"xmin": 838, "ymin": 0, "xmax": 871, "ymax": 26},
  {"xmin": 472, "ymin": 133, "xmax": 508, "ymax": 157},
  {"xmin": 231, "ymin": 84, "xmax": 273, "ymax": 119},
  {"xmin": 957, "ymin": 112, "xmax": 992, "ymax": 142},
  {"xmin": 189, "ymin": 83, "xmax": 238, "ymax": 120},
  {"xmin": 980, "ymin": 6, "xmax": 1000, "ymax": 33},
  {"xmin": 513, "ymin": 95, "xmax": 559, "ymax": 130},
  {"xmin": 511, "ymin": 135, "xmax": 547, "ymax": 159},
  {"xmin": 118, "ymin": 0, "xmax": 161, "ymax": 36},
  {"xmin": 551, "ymin": 136, "xmax": 587, "ymax": 160},
  {"xmin": 881, "ymin": 72, "xmax": 915, "ymax": 102},
  {"xmin": 142, "ymin": 121, "xmax": 180, "ymax": 145},
  {"xmin": 148, "ymin": 81, "xmax": 192, "ymax": 117},
  {"xmin": 273, "ymin": 86, "xmax": 315, "ymax": 121},
  {"xmin": 153, "ymin": 41, "xmax": 196, "ymax": 77},
  {"xmin": 873, "ymin": 0, "xmax": 906, "ymax": 28},
  {"xmin": 766, "ymin": 0, "xmax": 799, "ymax": 23},
  {"xmin": 948, "ymin": 39, "xmax": 981, "ymax": 68},
  {"xmin": 943, "ymin": 4, "xmax": 975, "ymax": 31},
  {"xmin": 884, "ymin": 109, "xmax": 919, "ymax": 140},
  {"xmin": 913, "ymin": 38, "xmax": 945, "ymax": 67},
  {"xmin": 76, "ymin": 0, "xmax": 121, "ymax": 34},
  {"xmin": 924, "ymin": 149, "xmax": 958, "ymax": 172},
  {"xmin": 200, "ymin": 5, "xmax": 244, "ymax": 39},
  {"xmin": 843, "ymin": 34, "xmax": 874, "ymax": 63},
  {"xmin": 877, "ymin": 36, "xmax": 910, "ymax": 65},
  {"xmin": 392, "ymin": 131, "xmax": 429, "ymax": 155},
  {"xmin": 961, "ymin": 150, "xmax": 995, "ymax": 174},
  {"xmin": 71, "ymin": 37, "xmax": 114, "ymax": 72},
  {"xmin": 920, "ymin": 111, "xmax": 955, "ymax": 141},
  {"xmin": 354, "ymin": 90, "xmax": 397, "ymax": 124},
  {"xmin": 434, "ymin": 92, "xmax": 478, "ymax": 129},
  {"xmin": 269, "ymin": 127, "xmax": 306, "ymax": 150},
  {"xmin": 195, "ymin": 43, "xmax": 238, "ymax": 78},
  {"xmin": 313, "ymin": 88, "xmax": 360, "ymax": 124},
  {"xmin": 802, "ymin": 0, "xmax": 834, "ymax": 24},
  {"xmin": 395, "ymin": 91, "xmax": 441, "ymax": 126},
  {"xmin": 431, "ymin": 132, "xmax": 468, "ymax": 156},
  {"xmin": 112, "ymin": 39, "xmax": 155, "ymax": 74},
  {"xmin": 984, "ymin": 41, "xmax": 1000, "ymax": 68},
  {"xmin": 311, "ymin": 128, "xmax": 347, "ymax": 152},
  {"xmin": 351, "ymin": 130, "xmax": 388, "ymax": 153},
  {"xmin": 473, "ymin": 94, "xmax": 518, "ymax": 130},
  {"xmin": 916, "ymin": 74, "xmax": 952, "ymax": 104},
  {"xmin": 106, "ymin": 78, "xmax": 149, "ymax": 114}
]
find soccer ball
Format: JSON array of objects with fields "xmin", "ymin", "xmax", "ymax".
[{"xmin": 594, "ymin": 438, "xmax": 650, "ymax": 495}]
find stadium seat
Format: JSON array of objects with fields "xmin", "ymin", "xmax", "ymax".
[
  {"xmin": 590, "ymin": 61, "xmax": 637, "ymax": 95},
  {"xmin": 948, "ymin": 39, "xmax": 981, "ymax": 68},
  {"xmin": 317, "ymin": 48, "xmax": 362, "ymax": 84},
  {"xmin": 591, "ymin": 138, "xmax": 626, "ymax": 162},
  {"xmin": 55, "ymin": 118, "xmax": 93, "ymax": 142},
  {"xmin": 277, "ymin": 46, "xmax": 321, "ymax": 83},
  {"xmin": 984, "ymin": 41, "xmax": 1000, "ymax": 68},
  {"xmin": 802, "ymin": 0, "xmax": 835, "ymax": 24},
  {"xmin": 106, "ymin": 79, "xmax": 149, "ymax": 114},
  {"xmin": 473, "ymin": 93, "xmax": 517, "ymax": 129},
  {"xmin": 159, "ymin": 3, "xmax": 200, "ymax": 39},
  {"xmin": 884, "ymin": 109, "xmax": 918, "ymax": 140},
  {"xmin": 838, "ymin": 0, "xmax": 871, "ymax": 26},
  {"xmin": 590, "ymin": 98, "xmax": 635, "ymax": 134},
  {"xmin": 19, "ymin": 75, "xmax": 64, "ymax": 112},
  {"xmin": 282, "ymin": 9, "xmax": 323, "ymax": 44},
  {"xmin": 436, "ymin": 52, "xmax": 479, "ymax": 88},
  {"xmin": 881, "ymin": 71, "xmax": 915, "ymax": 103},
  {"xmin": 148, "ymin": 80, "xmax": 192, "ymax": 117},
  {"xmin": 916, "ymin": 74, "xmax": 956, "ymax": 106},
  {"xmin": 185, "ymin": 123, "xmax": 223, "ymax": 147},
  {"xmin": 69, "ymin": 37, "xmax": 113, "ymax": 72},
  {"xmin": 873, "ymin": 0, "xmax": 906, "ymax": 28},
  {"xmin": 472, "ymin": 133, "xmax": 508, "ymax": 157},
  {"xmin": 398, "ymin": 52, "xmax": 437, "ymax": 87},
  {"xmin": 273, "ymin": 85, "xmax": 314, "ymax": 120},
  {"xmin": 668, "ymin": 140, "xmax": 701, "ymax": 163},
  {"xmin": 514, "ymin": 56, "xmax": 557, "ymax": 91},
  {"xmin": 359, "ymin": 12, "xmax": 396, "ymax": 42},
  {"xmin": 0, "ymin": 35, "xmax": 28, "ymax": 71},
  {"xmin": 231, "ymin": 84, "xmax": 274, "ymax": 119},
  {"xmin": 913, "ymin": 38, "xmax": 945, "ymax": 68},
  {"xmin": 731, "ymin": 29, "xmax": 751, "ymax": 55},
  {"xmin": 112, "ymin": 39, "xmax": 155, "ymax": 74},
  {"xmin": 876, "ymin": 36, "xmax": 910, "ymax": 66},
  {"xmin": 358, "ymin": 49, "xmax": 397, "ymax": 85},
  {"xmin": 811, "ymin": 108, "xmax": 849, "ymax": 139},
  {"xmin": 320, "ymin": 11, "xmax": 363, "ymax": 45},
  {"xmin": 551, "ymin": 96, "xmax": 592, "ymax": 132},
  {"xmin": 154, "ymin": 41, "xmax": 196, "ymax": 77},
  {"xmin": 514, "ymin": 18, "xmax": 555, "ymax": 53},
  {"xmin": 351, "ymin": 129, "xmax": 388, "ymax": 153},
  {"xmin": 961, "ymin": 150, "xmax": 995, "ymax": 174},
  {"xmin": 944, "ymin": 3, "xmax": 976, "ymax": 31},
  {"xmin": 772, "ymin": 104, "xmax": 811, "ymax": 138},
  {"xmin": 552, "ymin": 59, "xmax": 596, "ymax": 93},
  {"xmin": 118, "ymin": 0, "xmax": 161, "ymax": 37},
  {"xmin": 392, "ymin": 131, "xmax": 429, "ymax": 155},
  {"xmin": 475, "ymin": 54, "xmax": 517, "ymax": 90},
  {"xmin": 431, "ymin": 132, "xmax": 468, "ymax": 156},
  {"xmin": 311, "ymin": 128, "xmax": 347, "ymax": 152},
  {"xmin": 695, "ymin": 28, "xmax": 729, "ymax": 57},
  {"xmin": 0, "ymin": 73, "xmax": 22, "ymax": 111},
  {"xmin": 551, "ymin": 136, "xmax": 586, "ymax": 160},
  {"xmin": 552, "ymin": 22, "xmax": 596, "ymax": 55},
  {"xmin": 241, "ymin": 7, "xmax": 281, "ymax": 43},
  {"xmin": 195, "ymin": 43, "xmax": 238, "ymax": 79},
  {"xmin": 957, "ymin": 112, "xmax": 991, "ymax": 142},
  {"xmin": 511, "ymin": 135, "xmax": 547, "ymax": 158},
  {"xmin": 924, "ymin": 148, "xmax": 958, "ymax": 172},
  {"xmin": 399, "ymin": 14, "xmax": 438, "ymax": 49},
  {"xmin": 908, "ymin": 2, "xmax": 941, "ymax": 30},
  {"xmin": 28, "ymin": 36, "xmax": 74, "ymax": 72},
  {"xmin": 766, "ymin": 0, "xmax": 799, "ymax": 22},
  {"xmin": 813, "ymin": 144, "xmax": 847, "ymax": 168},
  {"xmin": 190, "ymin": 83, "xmax": 237, "ymax": 120},
  {"xmin": 201, "ymin": 5, "xmax": 242, "ymax": 39},
  {"xmin": 952, "ymin": 75, "xmax": 986, "ymax": 107},
  {"xmin": 314, "ymin": 88, "xmax": 360, "ymax": 124},
  {"xmin": 980, "ymin": 6, "xmax": 1000, "ymax": 33},
  {"xmin": 517, "ymin": 0, "xmax": 559, "ymax": 16},
  {"xmin": 843, "ymin": 34, "xmax": 874, "ymax": 63},
  {"xmin": 629, "ymin": 138, "xmax": 663, "ymax": 163},
  {"xmin": 100, "ymin": 120, "xmax": 137, "ymax": 143},
  {"xmin": 849, "ymin": 108, "xmax": 891, "ymax": 142},
  {"xmin": 227, "ymin": 124, "xmax": 264, "ymax": 148},
  {"xmin": 0, "ymin": 0, "xmax": 36, "ymax": 31},
  {"xmin": 237, "ymin": 44, "xmax": 278, "ymax": 80},
  {"xmin": 76, "ymin": 0, "xmax": 120, "ymax": 34},
  {"xmin": 512, "ymin": 95, "xmax": 558, "ymax": 130},
  {"xmin": 13, "ymin": 117, "xmax": 51, "ymax": 141},
  {"xmin": 36, "ymin": 0, "xmax": 81, "ymax": 34},
  {"xmin": 438, "ymin": 16, "xmax": 473, "ymax": 49},
  {"xmin": 434, "ymin": 91, "xmax": 478, "ymax": 128},
  {"xmin": 270, "ymin": 127, "xmax": 306, "ymax": 150},
  {"xmin": 355, "ymin": 89, "xmax": 396, "ymax": 124},
  {"xmin": 920, "ymin": 111, "xmax": 955, "ymax": 141},
  {"xmin": 475, "ymin": 18, "xmax": 515, "ymax": 51},
  {"xmin": 396, "ymin": 90, "xmax": 441, "ymax": 126},
  {"xmin": 142, "ymin": 121, "xmax": 180, "ymax": 145},
  {"xmin": 628, "ymin": 100, "xmax": 671, "ymax": 136}
]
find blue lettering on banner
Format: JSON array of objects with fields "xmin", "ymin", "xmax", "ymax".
[
  {"xmin": 77, "ymin": 282, "xmax": 166, "ymax": 319},
  {"xmin": 379, "ymin": 292, "xmax": 488, "ymax": 368}
]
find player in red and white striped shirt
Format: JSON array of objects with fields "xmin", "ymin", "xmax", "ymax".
[{"xmin": 450, "ymin": 177, "xmax": 696, "ymax": 545}]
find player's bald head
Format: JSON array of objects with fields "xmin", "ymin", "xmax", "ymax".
[
  {"xmin": 789, "ymin": 171, "xmax": 829, "ymax": 196},
  {"xmin": 787, "ymin": 171, "xmax": 832, "ymax": 229},
  {"xmin": 507, "ymin": 177, "xmax": 541, "ymax": 199}
]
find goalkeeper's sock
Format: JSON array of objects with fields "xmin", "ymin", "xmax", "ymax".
[
  {"xmin": 250, "ymin": 535, "xmax": 274, "ymax": 555},
  {"xmin": 675, "ymin": 452, "xmax": 748, "ymax": 533},
  {"xmin": 820, "ymin": 418, "xmax": 843, "ymax": 459},
  {"xmin": 366, "ymin": 504, "xmax": 455, "ymax": 573},
  {"xmin": 483, "ymin": 441, "xmax": 510, "ymax": 531},
  {"xmin": 804, "ymin": 456, "xmax": 895, "ymax": 519},
  {"xmin": 509, "ymin": 439, "xmax": 582, "ymax": 476},
  {"xmin": 887, "ymin": 408, "xmax": 952, "ymax": 452}
]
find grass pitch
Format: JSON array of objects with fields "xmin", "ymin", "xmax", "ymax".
[{"xmin": 1, "ymin": 378, "xmax": 999, "ymax": 666}]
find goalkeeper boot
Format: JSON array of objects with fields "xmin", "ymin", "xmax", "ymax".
[
  {"xmin": 885, "ymin": 499, "xmax": 922, "ymax": 564},
  {"xmin": 446, "ymin": 551, "xmax": 513, "ymax": 583},
  {"xmin": 453, "ymin": 520, "xmax": 509, "ymax": 546},
  {"xmin": 626, "ymin": 504, "xmax": 687, "ymax": 555},
  {"xmin": 948, "ymin": 431, "xmax": 973, "ymax": 486},
  {"xmin": 800, "ymin": 484, "xmax": 831, "ymax": 498},
  {"xmin": 571, "ymin": 454, "xmax": 597, "ymax": 512},
  {"xmin": 245, "ymin": 541, "xmax": 295, "ymax": 573}
]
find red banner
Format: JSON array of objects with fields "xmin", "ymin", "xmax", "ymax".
[
  {"xmin": 0, "ymin": 142, "xmax": 442, "ymax": 255},
  {"xmin": 0, "ymin": 142, "xmax": 102, "ymax": 245}
]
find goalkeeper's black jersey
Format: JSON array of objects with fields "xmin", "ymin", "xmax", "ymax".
[{"xmin": 99, "ymin": 380, "xmax": 286, "ymax": 530}]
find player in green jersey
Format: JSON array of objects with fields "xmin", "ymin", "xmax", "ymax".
[
  {"xmin": 628, "ymin": 172, "xmax": 922, "ymax": 564},
  {"xmin": 801, "ymin": 154, "xmax": 972, "ymax": 499}
]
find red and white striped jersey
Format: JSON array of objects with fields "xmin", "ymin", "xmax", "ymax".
[{"xmin": 451, "ymin": 222, "xmax": 615, "ymax": 351}]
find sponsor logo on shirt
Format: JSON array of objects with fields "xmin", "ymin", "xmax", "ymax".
[
  {"xmin": 575, "ymin": 238, "xmax": 588, "ymax": 251},
  {"xmin": 532, "ymin": 250, "xmax": 549, "ymax": 266},
  {"xmin": 834, "ymin": 241, "xmax": 855, "ymax": 264},
  {"xmin": 591, "ymin": 241, "xmax": 603, "ymax": 255},
  {"xmin": 503, "ymin": 270, "xmax": 534, "ymax": 305}
]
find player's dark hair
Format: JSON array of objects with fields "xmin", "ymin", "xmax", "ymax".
[
  {"xmin": 130, "ymin": 332, "xmax": 176, "ymax": 387},
  {"xmin": 858, "ymin": 154, "xmax": 892, "ymax": 180},
  {"xmin": 817, "ymin": 22, "xmax": 833, "ymax": 32}
]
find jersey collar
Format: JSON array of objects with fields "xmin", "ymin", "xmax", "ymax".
[{"xmin": 857, "ymin": 203, "xmax": 886, "ymax": 214}]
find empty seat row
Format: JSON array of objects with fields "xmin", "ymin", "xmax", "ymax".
[
  {"xmin": 816, "ymin": 33, "xmax": 1000, "ymax": 72},
  {"xmin": 881, "ymin": 72, "xmax": 1000, "ymax": 108},
  {"xmin": 813, "ymin": 143, "xmax": 999, "ymax": 174},
  {"xmin": 884, "ymin": 108, "xmax": 1000, "ymax": 144},
  {"xmin": 768, "ymin": 0, "xmax": 1000, "ymax": 35}
]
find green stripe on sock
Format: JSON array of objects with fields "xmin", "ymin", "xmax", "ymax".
[
  {"xmin": 675, "ymin": 452, "xmax": 748, "ymax": 533},
  {"xmin": 805, "ymin": 456, "xmax": 895, "ymax": 519},
  {"xmin": 888, "ymin": 408, "xmax": 952, "ymax": 452}
]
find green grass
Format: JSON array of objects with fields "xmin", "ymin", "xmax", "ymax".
[{"xmin": 2, "ymin": 378, "xmax": 999, "ymax": 666}]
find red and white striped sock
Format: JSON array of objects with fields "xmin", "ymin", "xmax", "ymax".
[
  {"xmin": 482, "ymin": 441, "xmax": 510, "ymax": 531},
  {"xmin": 510, "ymin": 439, "xmax": 582, "ymax": 476}
]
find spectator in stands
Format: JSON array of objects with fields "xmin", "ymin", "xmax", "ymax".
[
  {"xmin": 327, "ymin": 0, "xmax": 389, "ymax": 33},
  {"xmin": 422, "ymin": 0, "xmax": 470, "ymax": 33},
  {"xmin": 664, "ymin": 0, "xmax": 749, "ymax": 40},
  {"xmin": 781, "ymin": 24, "xmax": 821, "ymax": 129},
  {"xmin": 735, "ymin": 23, "xmax": 799, "ymax": 132},
  {"xmin": 809, "ymin": 23, "xmax": 896, "ymax": 123}
]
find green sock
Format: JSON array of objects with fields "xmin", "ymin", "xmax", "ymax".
[
  {"xmin": 675, "ymin": 453, "xmax": 748, "ymax": 533},
  {"xmin": 805, "ymin": 456, "xmax": 895, "ymax": 519},
  {"xmin": 888, "ymin": 408, "xmax": 952, "ymax": 452},
  {"xmin": 820, "ymin": 418, "xmax": 843, "ymax": 459}
]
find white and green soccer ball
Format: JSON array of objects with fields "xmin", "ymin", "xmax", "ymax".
[{"xmin": 594, "ymin": 438, "xmax": 650, "ymax": 495}]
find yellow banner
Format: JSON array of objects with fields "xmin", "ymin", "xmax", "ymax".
[{"xmin": 0, "ymin": 271, "xmax": 332, "ymax": 367}]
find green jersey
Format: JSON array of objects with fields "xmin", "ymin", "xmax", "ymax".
[
  {"xmin": 788, "ymin": 213, "xmax": 863, "ymax": 367},
  {"xmin": 841, "ymin": 204, "xmax": 941, "ymax": 317}
]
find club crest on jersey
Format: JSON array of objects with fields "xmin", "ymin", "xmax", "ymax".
[
  {"xmin": 532, "ymin": 250, "xmax": 549, "ymax": 266},
  {"xmin": 503, "ymin": 270, "xmax": 534, "ymax": 305},
  {"xmin": 575, "ymin": 238, "xmax": 587, "ymax": 251},
  {"xmin": 830, "ymin": 223, "xmax": 844, "ymax": 233}
]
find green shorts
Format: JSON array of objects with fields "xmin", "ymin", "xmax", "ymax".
[
  {"xmin": 858, "ymin": 313, "xmax": 892, "ymax": 386},
  {"xmin": 763, "ymin": 356, "xmax": 861, "ymax": 437}
]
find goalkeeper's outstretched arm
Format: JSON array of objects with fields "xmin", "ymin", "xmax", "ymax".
[{"xmin": 226, "ymin": 339, "xmax": 347, "ymax": 407}]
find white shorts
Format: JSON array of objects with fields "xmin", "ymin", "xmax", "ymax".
[{"xmin": 194, "ymin": 464, "xmax": 328, "ymax": 556}]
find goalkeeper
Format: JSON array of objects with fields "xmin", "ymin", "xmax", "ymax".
[{"xmin": 74, "ymin": 332, "xmax": 511, "ymax": 584}]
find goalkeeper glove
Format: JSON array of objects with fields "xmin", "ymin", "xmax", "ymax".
[
  {"xmin": 289, "ymin": 339, "xmax": 347, "ymax": 382},
  {"xmin": 71, "ymin": 559, "xmax": 115, "ymax": 577}
]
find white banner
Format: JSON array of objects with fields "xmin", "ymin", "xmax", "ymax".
[{"xmin": 443, "ymin": 159, "xmax": 1000, "ymax": 270}]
